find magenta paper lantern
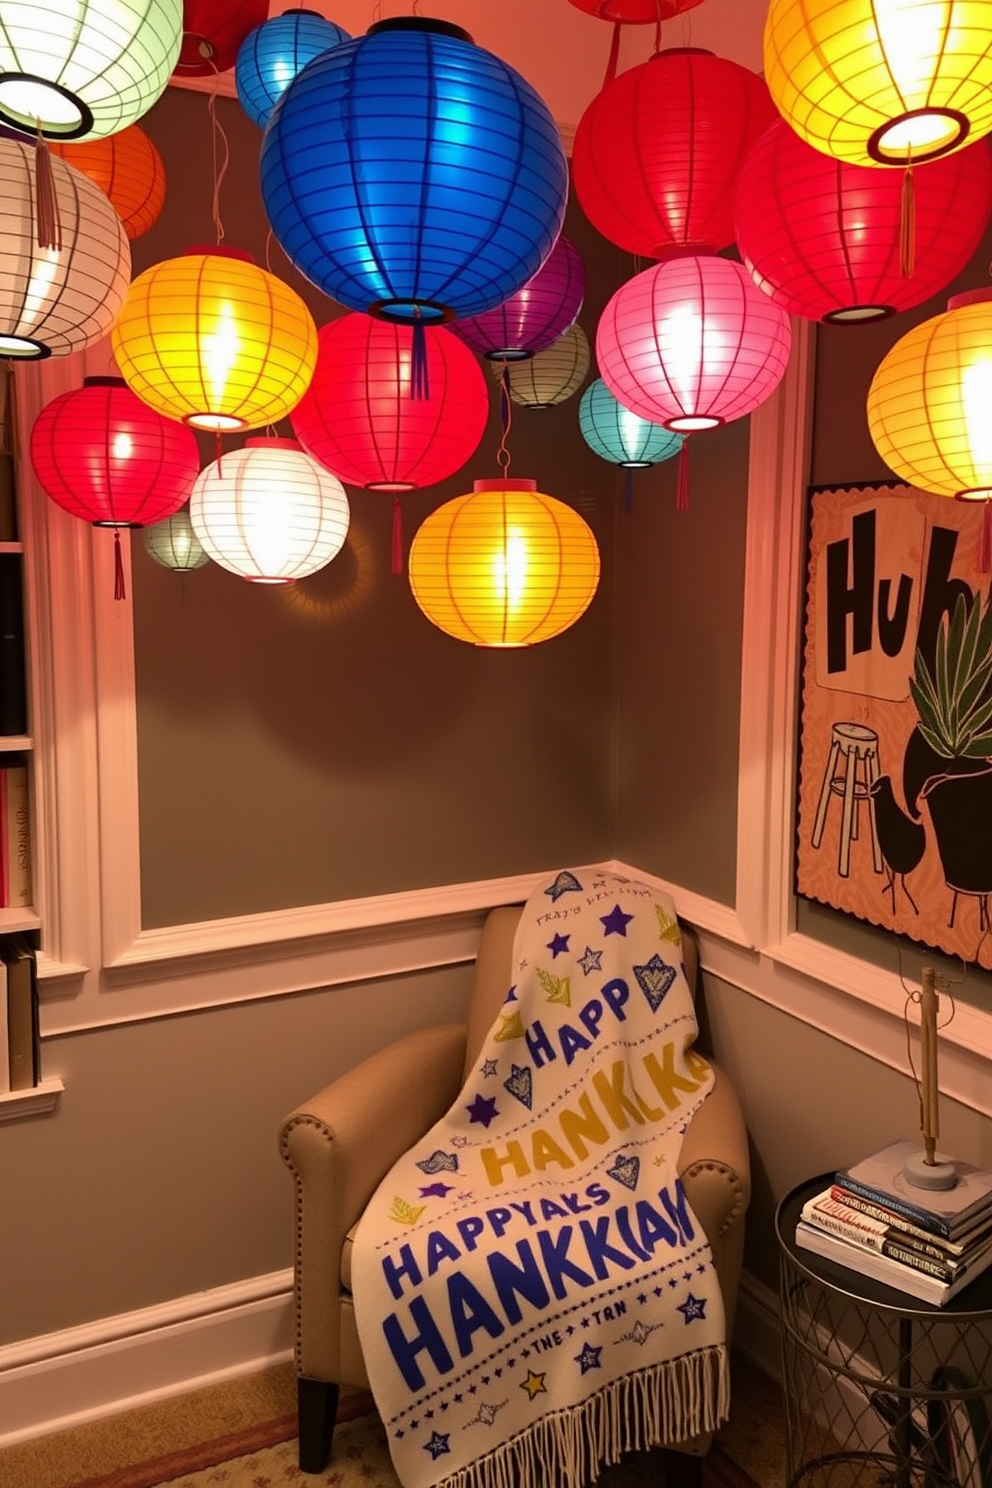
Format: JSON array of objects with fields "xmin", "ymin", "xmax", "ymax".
[
  {"xmin": 736, "ymin": 122, "xmax": 992, "ymax": 324},
  {"xmin": 451, "ymin": 236, "xmax": 585, "ymax": 361},
  {"xmin": 572, "ymin": 48, "xmax": 776, "ymax": 258},
  {"xmin": 596, "ymin": 254, "xmax": 792, "ymax": 431}
]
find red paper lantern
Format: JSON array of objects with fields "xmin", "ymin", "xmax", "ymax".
[
  {"xmin": 596, "ymin": 254, "xmax": 792, "ymax": 431},
  {"xmin": 572, "ymin": 48, "xmax": 776, "ymax": 259},
  {"xmin": 29, "ymin": 376, "xmax": 201, "ymax": 598},
  {"xmin": 736, "ymin": 122, "xmax": 992, "ymax": 324},
  {"xmin": 566, "ymin": 0, "xmax": 702, "ymax": 20},
  {"xmin": 175, "ymin": 0, "xmax": 269, "ymax": 77},
  {"xmin": 290, "ymin": 314, "xmax": 490, "ymax": 492}
]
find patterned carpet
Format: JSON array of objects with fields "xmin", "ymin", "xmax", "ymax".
[{"xmin": 0, "ymin": 1351, "xmax": 785, "ymax": 1488}]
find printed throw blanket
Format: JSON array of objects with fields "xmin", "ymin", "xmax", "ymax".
[{"xmin": 352, "ymin": 868, "xmax": 728, "ymax": 1488}]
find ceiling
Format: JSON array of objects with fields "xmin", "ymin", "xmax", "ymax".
[{"xmin": 170, "ymin": 0, "xmax": 768, "ymax": 140}]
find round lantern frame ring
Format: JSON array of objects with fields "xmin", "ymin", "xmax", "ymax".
[
  {"xmin": 0, "ymin": 73, "xmax": 93, "ymax": 138},
  {"xmin": 869, "ymin": 106, "xmax": 969, "ymax": 166}
]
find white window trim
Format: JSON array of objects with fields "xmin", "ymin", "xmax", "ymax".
[{"xmin": 16, "ymin": 330, "xmax": 992, "ymax": 1119}]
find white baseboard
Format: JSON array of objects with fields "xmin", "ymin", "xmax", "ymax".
[
  {"xmin": 0, "ymin": 1269, "xmax": 294, "ymax": 1448},
  {"xmin": 732, "ymin": 1269, "xmax": 783, "ymax": 1384}
]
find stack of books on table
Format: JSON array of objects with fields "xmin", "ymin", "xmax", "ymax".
[{"xmin": 796, "ymin": 1139, "xmax": 992, "ymax": 1305}]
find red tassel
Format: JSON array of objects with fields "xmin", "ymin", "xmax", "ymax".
[
  {"xmin": 391, "ymin": 495, "xmax": 403, "ymax": 576},
  {"xmin": 675, "ymin": 439, "xmax": 690, "ymax": 511},
  {"xmin": 604, "ymin": 20, "xmax": 622, "ymax": 85},
  {"xmin": 34, "ymin": 128, "xmax": 62, "ymax": 251},
  {"xmin": 113, "ymin": 529, "xmax": 126, "ymax": 601},
  {"xmin": 899, "ymin": 161, "xmax": 916, "ymax": 278},
  {"xmin": 980, "ymin": 499, "xmax": 992, "ymax": 575}
]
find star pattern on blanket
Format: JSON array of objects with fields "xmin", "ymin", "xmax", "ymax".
[
  {"xmin": 466, "ymin": 1093, "xmax": 499, "ymax": 1127},
  {"xmin": 424, "ymin": 1432, "xmax": 451, "ymax": 1459},
  {"xmin": 601, "ymin": 903, "xmax": 634, "ymax": 936},
  {"xmin": 678, "ymin": 1293, "xmax": 708, "ymax": 1324},
  {"xmin": 575, "ymin": 1343, "xmax": 602, "ymax": 1374},
  {"xmin": 578, "ymin": 945, "xmax": 603, "ymax": 975},
  {"xmin": 521, "ymin": 1370, "xmax": 547, "ymax": 1399},
  {"xmin": 480, "ymin": 1059, "xmax": 499, "ymax": 1077},
  {"xmin": 419, "ymin": 1181, "xmax": 454, "ymax": 1198}
]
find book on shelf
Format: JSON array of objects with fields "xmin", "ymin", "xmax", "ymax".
[
  {"xmin": 0, "ymin": 956, "xmax": 9, "ymax": 1095},
  {"xmin": 0, "ymin": 552, "xmax": 26, "ymax": 737},
  {"xmin": 1, "ymin": 934, "xmax": 38, "ymax": 1092},
  {"xmin": 801, "ymin": 1189, "xmax": 992, "ymax": 1279},
  {"xmin": 825, "ymin": 1183, "xmax": 992, "ymax": 1258},
  {"xmin": 795, "ymin": 1218, "xmax": 992, "ymax": 1305},
  {"xmin": 0, "ymin": 759, "xmax": 30, "ymax": 909},
  {"xmin": 835, "ymin": 1139, "xmax": 992, "ymax": 1240}
]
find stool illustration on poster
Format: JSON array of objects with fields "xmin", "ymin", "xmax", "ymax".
[{"xmin": 796, "ymin": 483, "xmax": 992, "ymax": 969}]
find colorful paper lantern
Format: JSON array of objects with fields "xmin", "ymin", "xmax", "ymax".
[
  {"xmin": 290, "ymin": 314, "xmax": 489, "ymax": 491},
  {"xmin": 189, "ymin": 438, "xmax": 350, "ymax": 583},
  {"xmin": 408, "ymin": 479, "xmax": 600, "ymax": 647},
  {"xmin": 595, "ymin": 254, "xmax": 793, "ymax": 432},
  {"xmin": 736, "ymin": 122, "xmax": 992, "ymax": 324},
  {"xmin": 763, "ymin": 0, "xmax": 992, "ymax": 166},
  {"xmin": 175, "ymin": 0, "xmax": 269, "ymax": 77},
  {"xmin": 566, "ymin": 0, "xmax": 702, "ymax": 18},
  {"xmin": 111, "ymin": 246, "xmax": 318, "ymax": 431},
  {"xmin": 144, "ymin": 507, "xmax": 210, "ymax": 572},
  {"xmin": 51, "ymin": 124, "xmax": 166, "ymax": 240},
  {"xmin": 235, "ymin": 10, "xmax": 351, "ymax": 129},
  {"xmin": 867, "ymin": 288, "xmax": 992, "ymax": 509},
  {"xmin": 260, "ymin": 18, "xmax": 568, "ymax": 325},
  {"xmin": 451, "ymin": 237, "xmax": 585, "ymax": 362},
  {"xmin": 579, "ymin": 378, "xmax": 683, "ymax": 467},
  {"xmin": 498, "ymin": 323, "xmax": 591, "ymax": 409},
  {"xmin": 0, "ymin": 138, "xmax": 130, "ymax": 360},
  {"xmin": 572, "ymin": 48, "xmax": 776, "ymax": 258},
  {"xmin": 0, "ymin": 0, "xmax": 183, "ymax": 139}
]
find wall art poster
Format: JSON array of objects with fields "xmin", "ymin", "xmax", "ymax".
[{"xmin": 796, "ymin": 482, "xmax": 992, "ymax": 969}]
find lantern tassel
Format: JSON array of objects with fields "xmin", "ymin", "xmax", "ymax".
[
  {"xmin": 410, "ymin": 313, "xmax": 430, "ymax": 400},
  {"xmin": 624, "ymin": 467, "xmax": 634, "ymax": 511},
  {"xmin": 113, "ymin": 529, "xmax": 127, "ymax": 601},
  {"xmin": 675, "ymin": 438, "xmax": 690, "ymax": 511},
  {"xmin": 899, "ymin": 159, "xmax": 916, "ymax": 278},
  {"xmin": 34, "ymin": 126, "xmax": 62, "ymax": 251},
  {"xmin": 980, "ymin": 499, "xmax": 992, "ymax": 575},
  {"xmin": 391, "ymin": 494, "xmax": 403, "ymax": 576}
]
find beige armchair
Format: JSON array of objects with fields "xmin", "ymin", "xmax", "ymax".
[{"xmin": 280, "ymin": 905, "xmax": 750, "ymax": 1479}]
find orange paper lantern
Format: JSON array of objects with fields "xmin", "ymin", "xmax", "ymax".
[{"xmin": 51, "ymin": 124, "xmax": 166, "ymax": 240}]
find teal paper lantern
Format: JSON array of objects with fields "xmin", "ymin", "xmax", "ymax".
[{"xmin": 579, "ymin": 378, "xmax": 683, "ymax": 468}]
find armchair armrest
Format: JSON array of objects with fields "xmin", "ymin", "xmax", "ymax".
[
  {"xmin": 280, "ymin": 1022, "xmax": 466, "ymax": 1381},
  {"xmin": 677, "ymin": 1061, "xmax": 750, "ymax": 1340}
]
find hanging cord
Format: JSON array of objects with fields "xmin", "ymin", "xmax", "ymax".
[
  {"xmin": 34, "ymin": 121, "xmax": 62, "ymax": 251},
  {"xmin": 391, "ymin": 496, "xmax": 404, "ymax": 576},
  {"xmin": 899, "ymin": 143, "xmax": 916, "ymax": 279},
  {"xmin": 604, "ymin": 21, "xmax": 622, "ymax": 85},
  {"xmin": 497, "ymin": 363, "xmax": 513, "ymax": 477},
  {"xmin": 623, "ymin": 466, "xmax": 634, "ymax": 511},
  {"xmin": 207, "ymin": 83, "xmax": 231, "ymax": 246}
]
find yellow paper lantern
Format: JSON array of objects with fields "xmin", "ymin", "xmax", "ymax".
[
  {"xmin": 867, "ymin": 287, "xmax": 992, "ymax": 501},
  {"xmin": 408, "ymin": 478, "xmax": 600, "ymax": 647},
  {"xmin": 763, "ymin": 0, "xmax": 992, "ymax": 166},
  {"xmin": 111, "ymin": 246, "xmax": 318, "ymax": 431}
]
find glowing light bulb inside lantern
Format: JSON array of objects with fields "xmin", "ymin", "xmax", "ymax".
[
  {"xmin": 663, "ymin": 304, "xmax": 717, "ymax": 432},
  {"xmin": 494, "ymin": 532, "xmax": 529, "ymax": 611},
  {"xmin": 200, "ymin": 304, "xmax": 241, "ymax": 428},
  {"xmin": 962, "ymin": 358, "xmax": 992, "ymax": 487},
  {"xmin": 22, "ymin": 250, "xmax": 60, "ymax": 332},
  {"xmin": 112, "ymin": 432, "xmax": 133, "ymax": 462},
  {"xmin": 619, "ymin": 406, "xmax": 644, "ymax": 462},
  {"xmin": 874, "ymin": 0, "xmax": 959, "ymax": 157}
]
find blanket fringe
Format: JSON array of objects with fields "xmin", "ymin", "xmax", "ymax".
[{"xmin": 432, "ymin": 1344, "xmax": 729, "ymax": 1488}]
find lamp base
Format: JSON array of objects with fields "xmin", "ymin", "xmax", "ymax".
[{"xmin": 903, "ymin": 1151, "xmax": 958, "ymax": 1190}]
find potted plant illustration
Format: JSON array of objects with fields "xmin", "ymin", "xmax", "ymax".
[{"xmin": 911, "ymin": 591, "xmax": 992, "ymax": 904}]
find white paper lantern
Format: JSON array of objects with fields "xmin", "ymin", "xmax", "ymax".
[
  {"xmin": 0, "ymin": 138, "xmax": 130, "ymax": 360},
  {"xmin": 0, "ymin": 0, "xmax": 183, "ymax": 140},
  {"xmin": 190, "ymin": 438, "xmax": 350, "ymax": 583},
  {"xmin": 144, "ymin": 508, "xmax": 210, "ymax": 572}
]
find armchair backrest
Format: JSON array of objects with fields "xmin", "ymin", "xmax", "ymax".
[{"xmin": 460, "ymin": 902, "xmax": 699, "ymax": 1084}]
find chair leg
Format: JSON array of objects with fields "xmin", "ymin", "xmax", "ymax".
[
  {"xmin": 660, "ymin": 1448, "xmax": 706, "ymax": 1488},
  {"xmin": 298, "ymin": 1377, "xmax": 339, "ymax": 1474}
]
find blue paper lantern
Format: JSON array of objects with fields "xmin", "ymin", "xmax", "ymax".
[
  {"xmin": 579, "ymin": 379, "xmax": 683, "ymax": 468},
  {"xmin": 259, "ymin": 17, "xmax": 568, "ymax": 327},
  {"xmin": 235, "ymin": 9, "xmax": 351, "ymax": 130}
]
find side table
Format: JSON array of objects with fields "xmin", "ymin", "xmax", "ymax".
[{"xmin": 776, "ymin": 1175, "xmax": 992, "ymax": 1488}]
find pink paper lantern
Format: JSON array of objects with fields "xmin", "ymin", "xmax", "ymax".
[
  {"xmin": 596, "ymin": 254, "xmax": 792, "ymax": 431},
  {"xmin": 736, "ymin": 122, "xmax": 992, "ymax": 324}
]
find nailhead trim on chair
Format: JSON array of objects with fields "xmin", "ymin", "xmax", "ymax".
[{"xmin": 680, "ymin": 1160, "xmax": 748, "ymax": 1235}]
